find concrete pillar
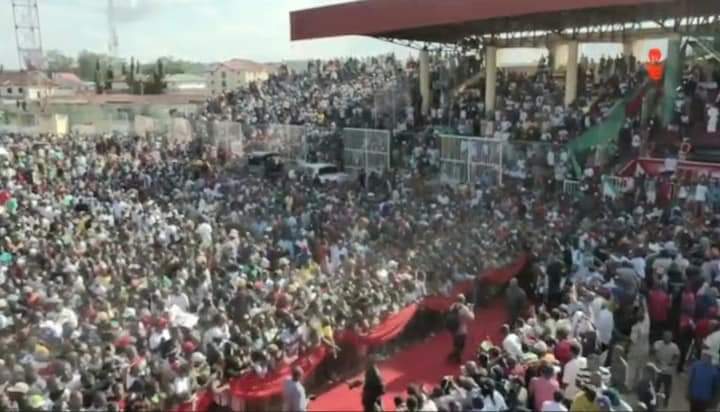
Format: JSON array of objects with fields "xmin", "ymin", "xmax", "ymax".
[
  {"xmin": 623, "ymin": 40, "xmax": 634, "ymax": 74},
  {"xmin": 661, "ymin": 34, "xmax": 683, "ymax": 127},
  {"xmin": 484, "ymin": 45, "xmax": 497, "ymax": 118},
  {"xmin": 564, "ymin": 40, "xmax": 579, "ymax": 106},
  {"xmin": 622, "ymin": 40, "xmax": 633, "ymax": 58},
  {"xmin": 419, "ymin": 49, "xmax": 431, "ymax": 117}
]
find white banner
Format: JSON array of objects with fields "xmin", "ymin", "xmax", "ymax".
[
  {"xmin": 134, "ymin": 115, "xmax": 155, "ymax": 137},
  {"xmin": 169, "ymin": 118, "xmax": 193, "ymax": 145},
  {"xmin": 215, "ymin": 121, "xmax": 244, "ymax": 159},
  {"xmin": 71, "ymin": 124, "xmax": 97, "ymax": 135}
]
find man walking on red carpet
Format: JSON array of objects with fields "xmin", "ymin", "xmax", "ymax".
[{"xmin": 447, "ymin": 294, "xmax": 475, "ymax": 363}]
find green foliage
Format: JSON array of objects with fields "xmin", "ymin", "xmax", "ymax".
[
  {"xmin": 46, "ymin": 50, "xmax": 75, "ymax": 73},
  {"xmin": 105, "ymin": 67, "xmax": 114, "ymax": 91},
  {"xmin": 93, "ymin": 67, "xmax": 103, "ymax": 94}
]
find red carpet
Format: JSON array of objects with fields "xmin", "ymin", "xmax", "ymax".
[{"xmin": 310, "ymin": 302, "xmax": 507, "ymax": 411}]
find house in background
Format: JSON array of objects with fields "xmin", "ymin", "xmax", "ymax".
[
  {"xmin": 52, "ymin": 72, "xmax": 90, "ymax": 96},
  {"xmin": 110, "ymin": 75, "xmax": 131, "ymax": 94},
  {"xmin": 0, "ymin": 71, "xmax": 57, "ymax": 104},
  {"xmin": 166, "ymin": 73, "xmax": 208, "ymax": 95},
  {"xmin": 206, "ymin": 59, "xmax": 271, "ymax": 95}
]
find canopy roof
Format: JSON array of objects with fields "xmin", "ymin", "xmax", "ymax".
[{"xmin": 290, "ymin": 0, "xmax": 719, "ymax": 43}]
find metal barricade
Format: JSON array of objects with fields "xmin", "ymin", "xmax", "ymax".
[
  {"xmin": 215, "ymin": 121, "xmax": 245, "ymax": 159},
  {"xmin": 601, "ymin": 175, "xmax": 633, "ymax": 199},
  {"xmin": 563, "ymin": 179, "xmax": 582, "ymax": 196},
  {"xmin": 264, "ymin": 124, "xmax": 308, "ymax": 162},
  {"xmin": 342, "ymin": 128, "xmax": 390, "ymax": 173},
  {"xmin": 439, "ymin": 134, "xmax": 504, "ymax": 186}
]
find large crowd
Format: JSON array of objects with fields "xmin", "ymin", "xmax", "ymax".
[
  {"xmin": 2, "ymin": 49, "xmax": 720, "ymax": 412},
  {"xmin": 0, "ymin": 130, "xmax": 538, "ymax": 412}
]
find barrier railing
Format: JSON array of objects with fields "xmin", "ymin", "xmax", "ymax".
[
  {"xmin": 601, "ymin": 175, "xmax": 634, "ymax": 199},
  {"xmin": 563, "ymin": 179, "xmax": 582, "ymax": 196},
  {"xmin": 343, "ymin": 128, "xmax": 391, "ymax": 173},
  {"xmin": 439, "ymin": 134, "xmax": 504, "ymax": 186}
]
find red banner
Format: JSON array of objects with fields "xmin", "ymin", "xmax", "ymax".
[
  {"xmin": 230, "ymin": 345, "xmax": 329, "ymax": 400},
  {"xmin": 482, "ymin": 254, "xmax": 528, "ymax": 284},
  {"xmin": 174, "ymin": 254, "xmax": 527, "ymax": 409},
  {"xmin": 421, "ymin": 254, "xmax": 528, "ymax": 311},
  {"xmin": 338, "ymin": 303, "xmax": 419, "ymax": 347}
]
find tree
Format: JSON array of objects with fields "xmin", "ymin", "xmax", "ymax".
[
  {"xmin": 121, "ymin": 63, "xmax": 127, "ymax": 76},
  {"xmin": 129, "ymin": 58, "xmax": 135, "ymax": 84},
  {"xmin": 77, "ymin": 51, "xmax": 110, "ymax": 81},
  {"xmin": 105, "ymin": 67, "xmax": 114, "ymax": 91},
  {"xmin": 159, "ymin": 56, "xmax": 207, "ymax": 75},
  {"xmin": 94, "ymin": 67, "xmax": 103, "ymax": 94},
  {"xmin": 156, "ymin": 59, "xmax": 164, "ymax": 81},
  {"xmin": 46, "ymin": 50, "xmax": 75, "ymax": 73}
]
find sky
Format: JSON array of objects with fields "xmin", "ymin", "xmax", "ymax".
[{"xmin": 0, "ymin": 0, "xmax": 667, "ymax": 70}]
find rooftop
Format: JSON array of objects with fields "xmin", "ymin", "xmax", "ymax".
[
  {"xmin": 211, "ymin": 59, "xmax": 270, "ymax": 73},
  {"xmin": 290, "ymin": 0, "xmax": 720, "ymax": 44},
  {"xmin": 0, "ymin": 71, "xmax": 56, "ymax": 87}
]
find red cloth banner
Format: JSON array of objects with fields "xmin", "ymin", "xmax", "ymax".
[
  {"xmin": 482, "ymin": 254, "xmax": 528, "ymax": 284},
  {"xmin": 230, "ymin": 345, "xmax": 329, "ymax": 400},
  {"xmin": 174, "ymin": 254, "xmax": 527, "ymax": 409},
  {"xmin": 421, "ymin": 254, "xmax": 528, "ymax": 311},
  {"xmin": 338, "ymin": 303, "xmax": 419, "ymax": 347}
]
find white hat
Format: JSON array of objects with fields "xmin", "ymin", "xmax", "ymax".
[{"xmin": 6, "ymin": 382, "xmax": 29, "ymax": 394}]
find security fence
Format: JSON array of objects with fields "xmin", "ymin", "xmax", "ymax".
[
  {"xmin": 601, "ymin": 175, "xmax": 634, "ymax": 199},
  {"xmin": 214, "ymin": 121, "xmax": 245, "ymax": 159},
  {"xmin": 266, "ymin": 124, "xmax": 308, "ymax": 162},
  {"xmin": 342, "ymin": 128, "xmax": 391, "ymax": 173},
  {"xmin": 168, "ymin": 118, "xmax": 193, "ymax": 146},
  {"xmin": 563, "ymin": 179, "xmax": 582, "ymax": 196},
  {"xmin": 439, "ymin": 134, "xmax": 504, "ymax": 186}
]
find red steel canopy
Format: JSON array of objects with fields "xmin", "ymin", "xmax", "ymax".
[{"xmin": 290, "ymin": 0, "xmax": 719, "ymax": 43}]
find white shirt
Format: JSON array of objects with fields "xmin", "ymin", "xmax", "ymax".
[
  {"xmin": 149, "ymin": 328, "xmax": 170, "ymax": 351},
  {"xmin": 481, "ymin": 391, "xmax": 507, "ymax": 412},
  {"xmin": 196, "ymin": 222, "xmax": 213, "ymax": 243},
  {"xmin": 562, "ymin": 356, "xmax": 587, "ymax": 399},
  {"xmin": 596, "ymin": 308, "xmax": 614, "ymax": 345},
  {"xmin": 542, "ymin": 400, "xmax": 569, "ymax": 412},
  {"xmin": 282, "ymin": 379, "xmax": 307, "ymax": 412},
  {"xmin": 631, "ymin": 257, "xmax": 646, "ymax": 280},
  {"xmin": 704, "ymin": 330, "xmax": 720, "ymax": 364},
  {"xmin": 696, "ymin": 184, "xmax": 708, "ymax": 202},
  {"xmin": 502, "ymin": 333, "xmax": 524, "ymax": 360}
]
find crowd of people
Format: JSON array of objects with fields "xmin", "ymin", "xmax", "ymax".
[
  {"xmin": 432, "ymin": 55, "xmax": 643, "ymax": 144},
  {"xmin": 2, "ymin": 121, "xmax": 720, "ymax": 412},
  {"xmin": 0, "ymin": 129, "xmax": 543, "ymax": 412},
  {"xmin": 2, "ymin": 47, "xmax": 720, "ymax": 412},
  {"xmin": 369, "ymin": 180, "xmax": 720, "ymax": 412}
]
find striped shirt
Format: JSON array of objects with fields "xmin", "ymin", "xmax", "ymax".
[{"xmin": 576, "ymin": 365, "xmax": 611, "ymax": 388}]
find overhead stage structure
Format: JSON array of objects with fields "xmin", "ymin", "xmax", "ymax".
[{"xmin": 290, "ymin": 0, "xmax": 720, "ymax": 114}]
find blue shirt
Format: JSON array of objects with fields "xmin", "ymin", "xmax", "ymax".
[{"xmin": 689, "ymin": 360, "xmax": 720, "ymax": 402}]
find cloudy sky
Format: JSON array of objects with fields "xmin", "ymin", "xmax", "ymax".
[
  {"xmin": 0, "ymin": 0, "xmax": 418, "ymax": 68},
  {"xmin": 0, "ymin": 0, "xmax": 665, "ymax": 69}
]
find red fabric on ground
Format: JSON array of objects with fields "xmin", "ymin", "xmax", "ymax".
[
  {"xmin": 230, "ymin": 345, "xmax": 329, "ymax": 400},
  {"xmin": 482, "ymin": 254, "xmax": 528, "ymax": 284},
  {"xmin": 339, "ymin": 304, "xmax": 419, "ymax": 347},
  {"xmin": 175, "ymin": 255, "xmax": 525, "ymax": 409},
  {"xmin": 421, "ymin": 254, "xmax": 528, "ymax": 312},
  {"xmin": 310, "ymin": 301, "xmax": 508, "ymax": 412}
]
